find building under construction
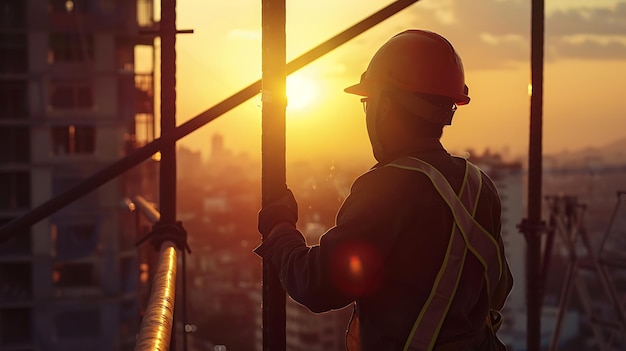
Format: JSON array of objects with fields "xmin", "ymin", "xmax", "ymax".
[{"xmin": 0, "ymin": 0, "xmax": 158, "ymax": 349}]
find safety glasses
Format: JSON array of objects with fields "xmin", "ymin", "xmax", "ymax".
[{"xmin": 360, "ymin": 97, "xmax": 369, "ymax": 113}]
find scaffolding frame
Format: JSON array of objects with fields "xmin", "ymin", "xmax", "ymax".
[{"xmin": 547, "ymin": 192, "xmax": 626, "ymax": 351}]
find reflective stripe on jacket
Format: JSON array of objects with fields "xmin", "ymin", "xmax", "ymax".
[{"xmin": 386, "ymin": 157, "xmax": 504, "ymax": 351}]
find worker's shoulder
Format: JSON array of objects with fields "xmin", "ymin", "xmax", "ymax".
[
  {"xmin": 352, "ymin": 161, "xmax": 439, "ymax": 194},
  {"xmin": 467, "ymin": 161, "xmax": 500, "ymax": 194}
]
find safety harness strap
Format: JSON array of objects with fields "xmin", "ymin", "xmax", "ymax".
[{"xmin": 387, "ymin": 157, "xmax": 502, "ymax": 351}]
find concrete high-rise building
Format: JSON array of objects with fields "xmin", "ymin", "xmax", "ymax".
[
  {"xmin": 0, "ymin": 1, "xmax": 157, "ymax": 350},
  {"xmin": 470, "ymin": 151, "xmax": 526, "ymax": 347}
]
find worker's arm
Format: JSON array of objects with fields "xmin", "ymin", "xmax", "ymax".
[{"xmin": 255, "ymin": 167, "xmax": 413, "ymax": 313}]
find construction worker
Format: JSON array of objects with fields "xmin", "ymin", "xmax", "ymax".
[{"xmin": 255, "ymin": 29, "xmax": 513, "ymax": 351}]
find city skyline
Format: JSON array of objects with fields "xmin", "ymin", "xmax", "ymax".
[
  {"xmin": 152, "ymin": 0, "xmax": 626, "ymax": 165},
  {"xmin": 175, "ymin": 138, "xmax": 626, "ymax": 350}
]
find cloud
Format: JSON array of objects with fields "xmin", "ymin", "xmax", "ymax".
[
  {"xmin": 334, "ymin": 0, "xmax": 626, "ymax": 82},
  {"xmin": 454, "ymin": 0, "xmax": 626, "ymax": 67},
  {"xmin": 555, "ymin": 38, "xmax": 626, "ymax": 60},
  {"xmin": 548, "ymin": 3, "xmax": 626, "ymax": 36},
  {"xmin": 403, "ymin": 0, "xmax": 626, "ymax": 69},
  {"xmin": 400, "ymin": 0, "xmax": 531, "ymax": 70},
  {"xmin": 545, "ymin": 2, "xmax": 626, "ymax": 60}
]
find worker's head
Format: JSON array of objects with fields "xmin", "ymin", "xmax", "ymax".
[{"xmin": 345, "ymin": 30, "xmax": 470, "ymax": 161}]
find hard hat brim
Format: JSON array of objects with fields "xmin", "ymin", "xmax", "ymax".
[
  {"xmin": 344, "ymin": 82, "xmax": 367, "ymax": 96},
  {"xmin": 344, "ymin": 72, "xmax": 370, "ymax": 96}
]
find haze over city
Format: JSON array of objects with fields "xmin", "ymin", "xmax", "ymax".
[
  {"xmin": 144, "ymin": 0, "xmax": 626, "ymax": 165},
  {"xmin": 2, "ymin": 1, "xmax": 626, "ymax": 350}
]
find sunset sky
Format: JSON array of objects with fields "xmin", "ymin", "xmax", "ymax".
[{"xmin": 162, "ymin": 0, "xmax": 626, "ymax": 165}]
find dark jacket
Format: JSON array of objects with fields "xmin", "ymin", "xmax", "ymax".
[{"xmin": 255, "ymin": 138, "xmax": 513, "ymax": 350}]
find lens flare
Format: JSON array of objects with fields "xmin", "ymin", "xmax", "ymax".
[{"xmin": 349, "ymin": 255, "xmax": 363, "ymax": 278}]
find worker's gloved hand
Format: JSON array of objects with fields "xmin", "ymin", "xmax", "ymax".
[{"xmin": 258, "ymin": 188, "xmax": 298, "ymax": 236}]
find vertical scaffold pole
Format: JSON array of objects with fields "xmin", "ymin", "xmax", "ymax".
[
  {"xmin": 526, "ymin": 0, "xmax": 545, "ymax": 350},
  {"xmin": 160, "ymin": 0, "xmax": 177, "ymax": 226},
  {"xmin": 261, "ymin": 0, "xmax": 287, "ymax": 350},
  {"xmin": 160, "ymin": 0, "xmax": 179, "ymax": 348}
]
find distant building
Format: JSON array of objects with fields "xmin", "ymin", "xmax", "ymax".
[
  {"xmin": 0, "ymin": 1, "xmax": 157, "ymax": 350},
  {"xmin": 177, "ymin": 145, "xmax": 204, "ymax": 182},
  {"xmin": 284, "ymin": 299, "xmax": 352, "ymax": 351},
  {"xmin": 469, "ymin": 151, "xmax": 527, "ymax": 347},
  {"xmin": 251, "ymin": 276, "xmax": 352, "ymax": 351},
  {"xmin": 282, "ymin": 221, "xmax": 352, "ymax": 350}
]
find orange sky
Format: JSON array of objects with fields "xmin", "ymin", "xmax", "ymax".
[{"xmin": 160, "ymin": 0, "xmax": 626, "ymax": 165}]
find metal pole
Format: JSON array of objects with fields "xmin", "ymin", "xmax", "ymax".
[
  {"xmin": 160, "ymin": 0, "xmax": 181, "ymax": 349},
  {"xmin": 526, "ymin": 0, "xmax": 545, "ymax": 350},
  {"xmin": 261, "ymin": 0, "xmax": 287, "ymax": 350},
  {"xmin": 160, "ymin": 0, "xmax": 176, "ymax": 224}
]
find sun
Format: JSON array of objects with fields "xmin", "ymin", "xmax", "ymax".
[{"xmin": 286, "ymin": 74, "xmax": 318, "ymax": 111}]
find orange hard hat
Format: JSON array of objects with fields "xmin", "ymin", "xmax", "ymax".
[{"xmin": 345, "ymin": 30, "xmax": 470, "ymax": 105}]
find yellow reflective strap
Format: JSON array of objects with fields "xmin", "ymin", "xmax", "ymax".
[
  {"xmin": 458, "ymin": 161, "xmax": 470, "ymax": 201},
  {"xmin": 468, "ymin": 163, "xmax": 483, "ymax": 216},
  {"xmin": 388, "ymin": 157, "xmax": 505, "ymax": 350},
  {"xmin": 394, "ymin": 158, "xmax": 478, "ymax": 351},
  {"xmin": 388, "ymin": 157, "xmax": 502, "ymax": 293},
  {"xmin": 458, "ymin": 161, "xmax": 481, "ymax": 217},
  {"xmin": 464, "ymin": 163, "xmax": 494, "ymax": 290},
  {"xmin": 463, "ymin": 162, "xmax": 503, "ymax": 285},
  {"xmin": 403, "ymin": 227, "xmax": 468, "ymax": 351}
]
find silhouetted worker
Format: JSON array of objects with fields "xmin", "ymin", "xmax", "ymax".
[{"xmin": 255, "ymin": 29, "xmax": 513, "ymax": 351}]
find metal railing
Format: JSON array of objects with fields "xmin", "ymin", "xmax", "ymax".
[
  {"xmin": 128, "ymin": 196, "xmax": 177, "ymax": 351},
  {"xmin": 130, "ymin": 195, "xmax": 184, "ymax": 351},
  {"xmin": 134, "ymin": 241, "xmax": 178, "ymax": 351}
]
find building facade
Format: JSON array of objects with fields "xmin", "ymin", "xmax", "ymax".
[
  {"xmin": 469, "ymin": 152, "xmax": 526, "ymax": 347},
  {"xmin": 0, "ymin": 0, "xmax": 157, "ymax": 349}
]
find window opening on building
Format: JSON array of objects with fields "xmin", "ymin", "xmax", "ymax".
[
  {"xmin": 49, "ymin": 80, "xmax": 94, "ymax": 109},
  {"xmin": 0, "ymin": 171, "xmax": 30, "ymax": 211},
  {"xmin": 135, "ymin": 45, "xmax": 154, "ymax": 72},
  {"xmin": 50, "ymin": 219, "xmax": 100, "ymax": 259},
  {"xmin": 51, "ymin": 125, "xmax": 95, "ymax": 155},
  {"xmin": 0, "ymin": 217, "xmax": 31, "ymax": 255},
  {"xmin": 53, "ymin": 261, "xmax": 99, "ymax": 288},
  {"xmin": 0, "ymin": 34, "xmax": 27, "ymax": 73},
  {"xmin": 0, "ymin": 0, "xmax": 26, "ymax": 29},
  {"xmin": 0, "ymin": 262, "xmax": 32, "ymax": 302},
  {"xmin": 54, "ymin": 308, "xmax": 100, "ymax": 339},
  {"xmin": 0, "ymin": 126, "xmax": 30, "ymax": 163},
  {"xmin": 0, "ymin": 80, "xmax": 28, "ymax": 119},
  {"xmin": 0, "ymin": 308, "xmax": 32, "ymax": 346},
  {"xmin": 48, "ymin": 32, "xmax": 93, "ymax": 62},
  {"xmin": 136, "ymin": 0, "xmax": 154, "ymax": 27},
  {"xmin": 135, "ymin": 74, "xmax": 154, "ymax": 114},
  {"xmin": 115, "ymin": 36, "xmax": 134, "ymax": 71}
]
